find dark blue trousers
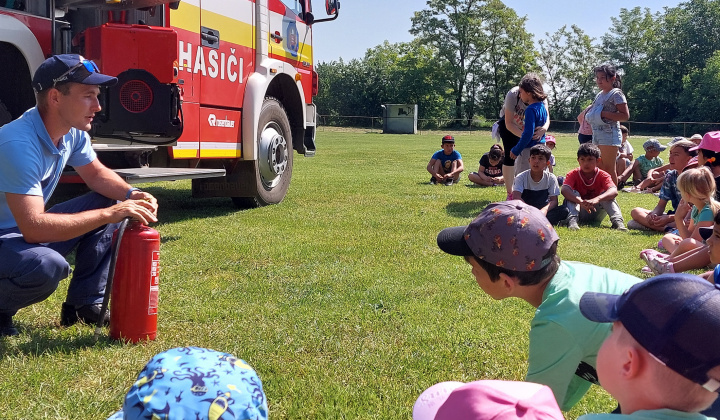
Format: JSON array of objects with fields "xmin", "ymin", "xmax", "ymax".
[{"xmin": 0, "ymin": 192, "xmax": 118, "ymax": 316}]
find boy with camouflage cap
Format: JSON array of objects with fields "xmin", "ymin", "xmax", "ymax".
[{"xmin": 436, "ymin": 200, "xmax": 641, "ymax": 410}]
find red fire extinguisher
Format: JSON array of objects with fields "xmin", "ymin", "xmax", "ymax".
[{"xmin": 104, "ymin": 219, "xmax": 161, "ymax": 343}]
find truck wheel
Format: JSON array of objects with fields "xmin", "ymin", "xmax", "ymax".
[{"xmin": 232, "ymin": 98, "xmax": 293, "ymax": 208}]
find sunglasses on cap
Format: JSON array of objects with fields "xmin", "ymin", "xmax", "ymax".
[{"xmin": 52, "ymin": 59, "xmax": 100, "ymax": 88}]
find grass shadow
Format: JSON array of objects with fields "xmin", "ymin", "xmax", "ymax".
[
  {"xmin": 0, "ymin": 325, "xmax": 123, "ymax": 357},
  {"xmin": 445, "ymin": 200, "xmax": 492, "ymax": 218}
]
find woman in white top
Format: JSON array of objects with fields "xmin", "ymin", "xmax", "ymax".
[{"xmin": 584, "ymin": 64, "xmax": 630, "ymax": 186}]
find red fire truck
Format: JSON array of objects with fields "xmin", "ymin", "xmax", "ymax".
[{"xmin": 0, "ymin": 0, "xmax": 338, "ymax": 206}]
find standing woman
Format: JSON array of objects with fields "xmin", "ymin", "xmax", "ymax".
[
  {"xmin": 585, "ymin": 64, "xmax": 630, "ymax": 186},
  {"xmin": 497, "ymin": 73, "xmax": 550, "ymax": 200}
]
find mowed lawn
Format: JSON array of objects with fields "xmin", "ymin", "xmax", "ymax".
[{"xmin": 0, "ymin": 128, "xmax": 673, "ymax": 419}]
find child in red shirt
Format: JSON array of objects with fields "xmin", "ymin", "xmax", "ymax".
[{"xmin": 561, "ymin": 143, "xmax": 627, "ymax": 231}]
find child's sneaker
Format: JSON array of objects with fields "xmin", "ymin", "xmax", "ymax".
[
  {"xmin": 648, "ymin": 257, "xmax": 675, "ymax": 275},
  {"xmin": 640, "ymin": 266, "xmax": 654, "ymax": 275},
  {"xmin": 444, "ymin": 178, "xmax": 454, "ymax": 186},
  {"xmin": 640, "ymin": 249, "xmax": 669, "ymax": 263},
  {"xmin": 567, "ymin": 217, "xmax": 580, "ymax": 231},
  {"xmin": 430, "ymin": 177, "xmax": 437, "ymax": 185},
  {"xmin": 627, "ymin": 220, "xmax": 650, "ymax": 231}
]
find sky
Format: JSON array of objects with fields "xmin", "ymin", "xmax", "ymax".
[{"xmin": 312, "ymin": 0, "xmax": 684, "ymax": 63}]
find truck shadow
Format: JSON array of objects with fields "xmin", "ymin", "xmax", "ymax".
[{"xmin": 49, "ymin": 185, "xmax": 249, "ymax": 226}]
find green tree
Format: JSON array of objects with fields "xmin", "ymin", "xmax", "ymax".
[
  {"xmin": 619, "ymin": 0, "xmax": 720, "ymax": 122},
  {"xmin": 600, "ymin": 7, "xmax": 660, "ymax": 123},
  {"xmin": 315, "ymin": 41, "xmax": 453, "ymax": 126},
  {"xmin": 538, "ymin": 25, "xmax": 602, "ymax": 121},
  {"xmin": 410, "ymin": 0, "xmax": 536, "ymax": 125},
  {"xmin": 677, "ymin": 50, "xmax": 720, "ymax": 129},
  {"xmin": 468, "ymin": 0, "xmax": 537, "ymax": 122}
]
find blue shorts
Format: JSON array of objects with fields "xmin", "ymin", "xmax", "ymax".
[{"xmin": 592, "ymin": 126, "xmax": 622, "ymax": 147}]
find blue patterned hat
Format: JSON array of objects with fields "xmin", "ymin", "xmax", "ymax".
[{"xmin": 107, "ymin": 347, "xmax": 268, "ymax": 420}]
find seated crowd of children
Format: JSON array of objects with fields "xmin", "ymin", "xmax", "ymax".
[
  {"xmin": 419, "ymin": 127, "xmax": 720, "ymax": 420},
  {"xmin": 427, "ymin": 130, "xmax": 720, "ymax": 279}
]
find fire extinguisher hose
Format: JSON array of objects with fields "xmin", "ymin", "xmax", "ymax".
[{"xmin": 93, "ymin": 217, "xmax": 131, "ymax": 341}]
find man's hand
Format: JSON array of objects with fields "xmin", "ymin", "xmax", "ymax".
[
  {"xmin": 126, "ymin": 190, "xmax": 159, "ymax": 217},
  {"xmin": 108, "ymin": 199, "xmax": 158, "ymax": 225}
]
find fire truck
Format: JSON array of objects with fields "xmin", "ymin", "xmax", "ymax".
[{"xmin": 0, "ymin": 0, "xmax": 338, "ymax": 207}]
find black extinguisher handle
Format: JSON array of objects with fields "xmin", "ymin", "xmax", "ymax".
[{"xmin": 93, "ymin": 217, "xmax": 132, "ymax": 341}]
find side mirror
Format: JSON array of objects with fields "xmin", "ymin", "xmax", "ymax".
[{"xmin": 325, "ymin": 0, "xmax": 338, "ymax": 15}]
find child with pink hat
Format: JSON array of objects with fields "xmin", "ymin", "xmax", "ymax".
[{"xmin": 413, "ymin": 380, "xmax": 563, "ymax": 420}]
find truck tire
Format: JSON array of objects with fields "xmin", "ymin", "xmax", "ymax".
[{"xmin": 232, "ymin": 97, "xmax": 293, "ymax": 208}]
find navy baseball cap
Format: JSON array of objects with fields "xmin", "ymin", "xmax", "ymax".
[
  {"xmin": 580, "ymin": 274, "xmax": 720, "ymax": 392},
  {"xmin": 437, "ymin": 200, "xmax": 559, "ymax": 272},
  {"xmin": 32, "ymin": 54, "xmax": 117, "ymax": 93},
  {"xmin": 442, "ymin": 135, "xmax": 455, "ymax": 143}
]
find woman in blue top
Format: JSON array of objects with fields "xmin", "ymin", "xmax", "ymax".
[{"xmin": 509, "ymin": 74, "xmax": 548, "ymax": 178}]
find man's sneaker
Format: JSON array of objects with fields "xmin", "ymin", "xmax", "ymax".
[
  {"xmin": 0, "ymin": 313, "xmax": 19, "ymax": 337},
  {"xmin": 567, "ymin": 217, "xmax": 580, "ymax": 231},
  {"xmin": 430, "ymin": 177, "xmax": 437, "ymax": 185},
  {"xmin": 611, "ymin": 220, "xmax": 628, "ymax": 231},
  {"xmin": 60, "ymin": 303, "xmax": 110, "ymax": 327},
  {"xmin": 647, "ymin": 257, "xmax": 674, "ymax": 275},
  {"xmin": 444, "ymin": 178, "xmax": 454, "ymax": 186},
  {"xmin": 627, "ymin": 220, "xmax": 650, "ymax": 231}
]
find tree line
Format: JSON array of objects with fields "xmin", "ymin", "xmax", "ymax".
[{"xmin": 314, "ymin": 0, "xmax": 720, "ymax": 132}]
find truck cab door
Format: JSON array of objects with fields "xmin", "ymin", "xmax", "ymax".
[{"xmin": 268, "ymin": 0, "xmax": 313, "ymax": 102}]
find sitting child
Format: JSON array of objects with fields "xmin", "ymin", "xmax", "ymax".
[
  {"xmin": 641, "ymin": 167, "xmax": 719, "ymax": 275},
  {"xmin": 469, "ymin": 144, "xmax": 504, "ymax": 187},
  {"xmin": 413, "ymin": 380, "xmax": 563, "ymax": 420},
  {"xmin": 629, "ymin": 140, "xmax": 698, "ymax": 231},
  {"xmin": 579, "ymin": 274, "xmax": 720, "ymax": 419},
  {"xmin": 619, "ymin": 138, "xmax": 666, "ymax": 192},
  {"xmin": 106, "ymin": 347, "xmax": 268, "ymax": 420},
  {"xmin": 436, "ymin": 201, "xmax": 641, "ymax": 411},
  {"xmin": 427, "ymin": 135, "xmax": 464, "ymax": 186},
  {"xmin": 639, "ymin": 134, "xmax": 720, "ymax": 274},
  {"xmin": 561, "ymin": 143, "xmax": 627, "ymax": 231},
  {"xmin": 512, "ymin": 144, "xmax": 568, "ymax": 225},
  {"xmin": 615, "ymin": 125, "xmax": 634, "ymax": 184},
  {"xmin": 545, "ymin": 135, "xmax": 557, "ymax": 173},
  {"xmin": 695, "ymin": 131, "xmax": 720, "ymax": 200},
  {"xmin": 700, "ymin": 213, "xmax": 720, "ymax": 283},
  {"xmin": 545, "ymin": 135, "xmax": 564, "ymax": 186}
]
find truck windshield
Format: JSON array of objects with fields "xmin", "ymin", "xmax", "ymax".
[{"xmin": 279, "ymin": 0, "xmax": 302, "ymax": 16}]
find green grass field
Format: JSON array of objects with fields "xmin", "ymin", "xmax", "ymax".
[{"xmin": 0, "ymin": 128, "xmax": 676, "ymax": 418}]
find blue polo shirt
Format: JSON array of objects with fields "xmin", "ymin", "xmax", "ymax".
[
  {"xmin": 431, "ymin": 149, "xmax": 462, "ymax": 174},
  {"xmin": 0, "ymin": 107, "xmax": 96, "ymax": 229}
]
